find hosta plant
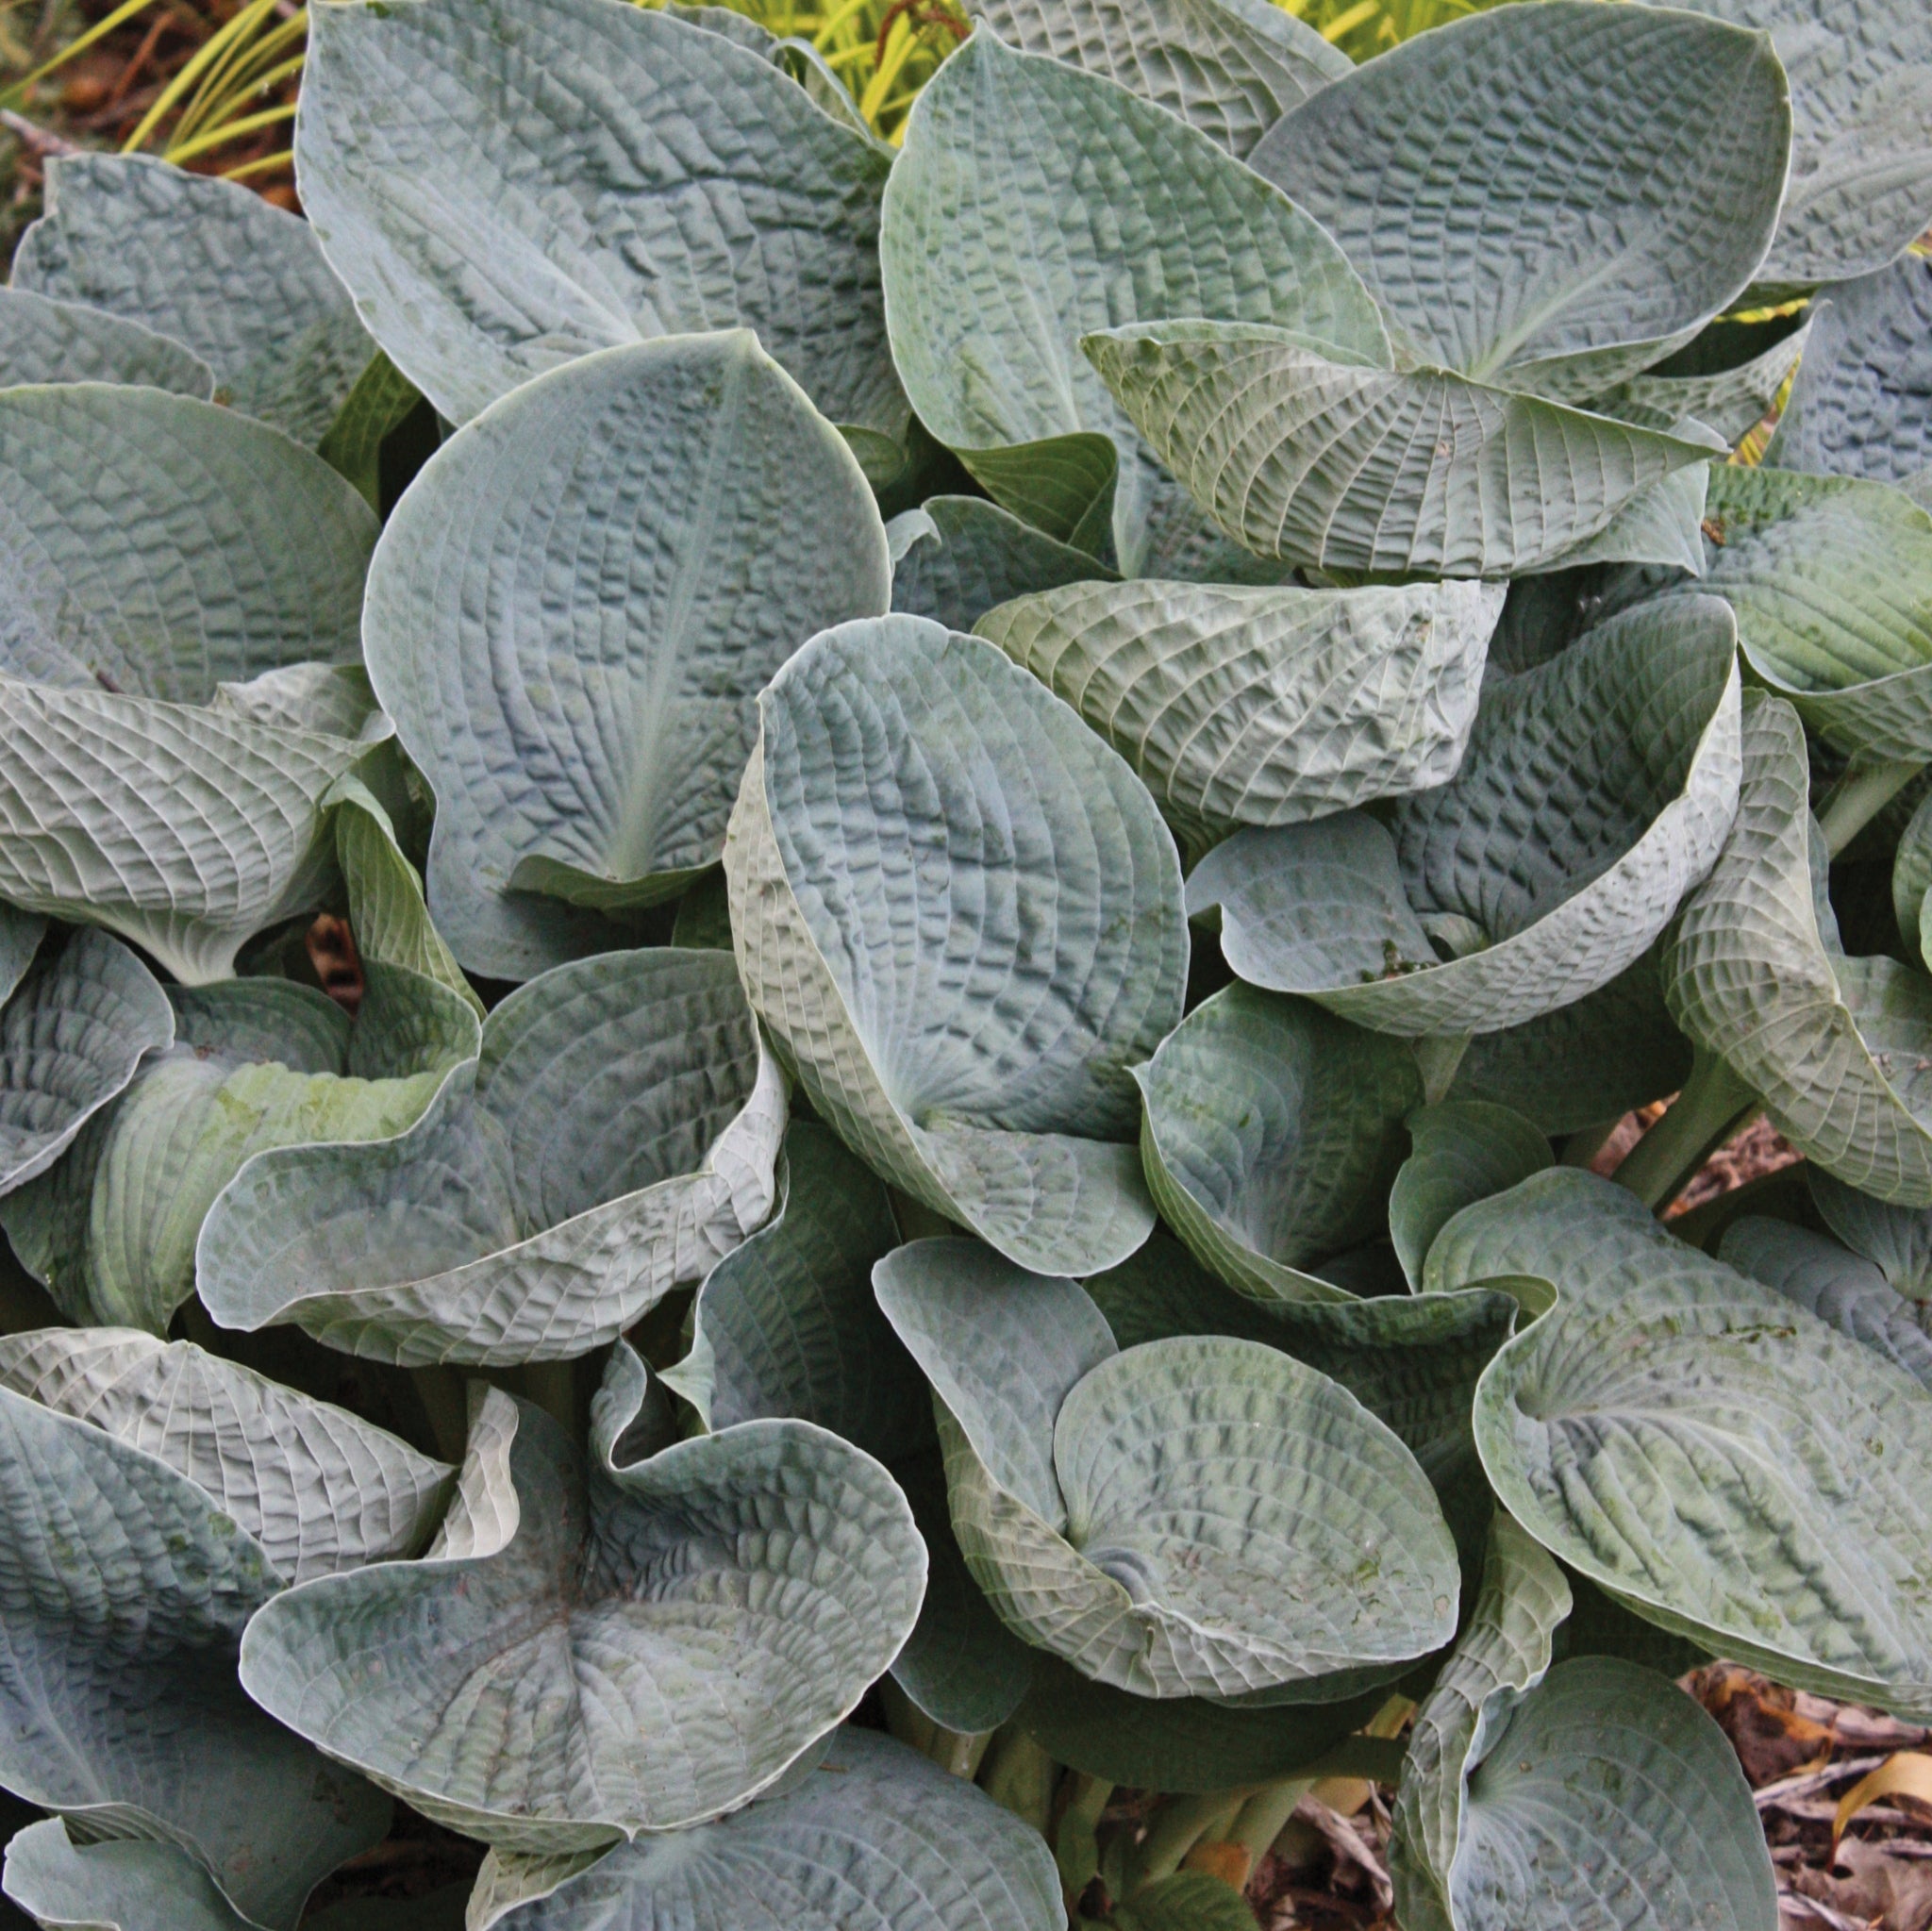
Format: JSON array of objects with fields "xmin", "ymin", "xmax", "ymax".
[{"xmin": 1, "ymin": 0, "xmax": 1931, "ymax": 1927}]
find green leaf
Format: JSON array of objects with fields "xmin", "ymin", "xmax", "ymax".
[
  {"xmin": 239, "ymin": 1366, "xmax": 924, "ymax": 1851},
  {"xmin": 1768, "ymin": 258, "xmax": 1932, "ymax": 490},
  {"xmin": 0, "ymin": 285, "xmax": 214, "ymax": 396},
  {"xmin": 296, "ymin": 0, "xmax": 906, "ymax": 441},
  {"xmin": 879, "ymin": 29, "xmax": 1390, "ymax": 571},
  {"xmin": 660, "ymin": 1120, "xmax": 923, "ymax": 1463},
  {"xmin": 13, "ymin": 154, "xmax": 375, "ymax": 446},
  {"xmin": 463, "ymin": 1728, "xmax": 1062, "ymax": 1931},
  {"xmin": 725, "ymin": 616, "xmax": 1186, "ymax": 1276},
  {"xmin": 0, "ymin": 383, "xmax": 375, "ymax": 698},
  {"xmin": 976, "ymin": 577, "xmax": 1505, "ymax": 856},
  {"xmin": 1191, "ymin": 598, "xmax": 1741, "ymax": 1035},
  {"xmin": 0, "ymin": 1325, "xmax": 452, "ymax": 1580},
  {"xmin": 1250, "ymin": 0, "xmax": 1789, "ymax": 401},
  {"xmin": 1591, "ymin": 314, "xmax": 1811, "ymax": 441},
  {"xmin": 363, "ymin": 331, "xmax": 890, "ymax": 982},
  {"xmin": 1664, "ymin": 690, "xmax": 1932, "ymax": 1203},
  {"xmin": 1113, "ymin": 1871, "xmax": 1257, "ymax": 1931},
  {"xmin": 3, "ymin": 1820, "xmax": 254, "ymax": 1931},
  {"xmin": 1134, "ymin": 984, "xmax": 1421, "ymax": 1303},
  {"xmin": 316, "ymin": 349, "xmax": 422, "ymax": 509},
  {"xmin": 1810, "ymin": 1166, "xmax": 1932, "ymax": 1299},
  {"xmin": 889, "ymin": 495, "xmax": 1117, "ymax": 636},
  {"xmin": 1894, "ymin": 784, "xmax": 1932, "ymax": 970},
  {"xmin": 1436, "ymin": 1166, "xmax": 1932, "ymax": 1718},
  {"xmin": 4, "ymin": 964, "xmax": 477, "ymax": 1335},
  {"xmin": 971, "ymin": 0, "xmax": 1345, "ymax": 158},
  {"xmin": 1622, "ymin": 463, "xmax": 1932, "ymax": 760},
  {"xmin": 0, "ymin": 1384, "xmax": 390, "ymax": 1929},
  {"xmin": 1680, "ymin": 0, "xmax": 1932, "ymax": 288},
  {"xmin": 197, "ymin": 949, "xmax": 784, "ymax": 1366},
  {"xmin": 1720, "ymin": 1216, "xmax": 1932, "ymax": 1390},
  {"xmin": 1083, "ymin": 319, "xmax": 1721, "ymax": 574},
  {"xmin": 1391, "ymin": 1103, "xmax": 1552, "ymax": 1292},
  {"xmin": 876, "ymin": 1238, "xmax": 1458, "ymax": 1698},
  {"xmin": 0, "ymin": 927, "xmax": 173, "ymax": 1198}
]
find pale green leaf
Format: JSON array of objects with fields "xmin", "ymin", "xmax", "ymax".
[
  {"xmin": 889, "ymin": 495, "xmax": 1116, "ymax": 636},
  {"xmin": 3, "ymin": 1820, "xmax": 254, "ymax": 1931},
  {"xmin": 1592, "ymin": 315, "xmax": 1811, "ymax": 442},
  {"xmin": 1811, "ymin": 1166, "xmax": 1932, "ymax": 1300},
  {"xmin": 725, "ymin": 616, "xmax": 1186, "ymax": 1276},
  {"xmin": 0, "ymin": 285, "xmax": 213, "ymax": 396},
  {"xmin": 1390, "ymin": 1103, "xmax": 1552, "ymax": 1292},
  {"xmin": 316, "ymin": 349, "xmax": 421, "ymax": 509}
]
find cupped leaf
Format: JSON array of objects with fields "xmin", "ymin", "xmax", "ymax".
[
  {"xmin": 1811, "ymin": 1165, "xmax": 1932, "ymax": 1299},
  {"xmin": 240, "ymin": 1361, "xmax": 924, "ymax": 1852},
  {"xmin": 4, "ymin": 965, "xmax": 478, "ymax": 1335},
  {"xmin": 0, "ymin": 926, "xmax": 173, "ymax": 1197},
  {"xmin": 1435, "ymin": 1166, "xmax": 1932, "ymax": 1717},
  {"xmin": 0, "ymin": 285, "xmax": 214, "ymax": 396},
  {"xmin": 0, "ymin": 1326, "xmax": 452, "ymax": 1580},
  {"xmin": 879, "ymin": 29, "xmax": 1390, "ymax": 570},
  {"xmin": 1619, "ymin": 463, "xmax": 1932, "ymax": 761},
  {"xmin": 295, "ymin": 0, "xmax": 904, "ymax": 440},
  {"xmin": 725, "ymin": 616, "xmax": 1186, "ymax": 1277},
  {"xmin": 1663, "ymin": 690, "xmax": 1932, "ymax": 1203},
  {"xmin": 1083, "ymin": 319, "xmax": 1721, "ymax": 575},
  {"xmin": 469, "ymin": 1728, "xmax": 1061, "ymax": 1931},
  {"xmin": 1250, "ymin": 0, "xmax": 1790, "ymax": 401},
  {"xmin": 197, "ymin": 948, "xmax": 784, "ymax": 1365},
  {"xmin": 889, "ymin": 495, "xmax": 1116, "ymax": 636},
  {"xmin": 1591, "ymin": 313, "xmax": 1811, "ymax": 442},
  {"xmin": 661, "ymin": 1119, "xmax": 922, "ymax": 1463},
  {"xmin": 1720, "ymin": 1217, "xmax": 1932, "ymax": 1390},
  {"xmin": 1191, "ymin": 597, "xmax": 1741, "ymax": 1035},
  {"xmin": 970, "ymin": 0, "xmax": 1346, "ymax": 157},
  {"xmin": 1768, "ymin": 258, "xmax": 1932, "ymax": 490},
  {"xmin": 363, "ymin": 331, "xmax": 890, "ymax": 982},
  {"xmin": 12, "ymin": 154, "xmax": 374, "ymax": 445},
  {"xmin": 1390, "ymin": 1103, "xmax": 1552, "ymax": 1293},
  {"xmin": 0, "ymin": 384, "xmax": 375, "ymax": 697},
  {"xmin": 0, "ymin": 1384, "xmax": 390, "ymax": 1929},
  {"xmin": 1134, "ymin": 984, "xmax": 1421, "ymax": 1303},
  {"xmin": 1389, "ymin": 1512, "xmax": 1572, "ymax": 1931},
  {"xmin": 876, "ymin": 1238, "xmax": 1459, "ymax": 1699},
  {"xmin": 4, "ymin": 1819, "xmax": 256, "ymax": 1931},
  {"xmin": 976, "ymin": 577, "xmax": 1505, "ymax": 855},
  {"xmin": 1682, "ymin": 0, "xmax": 1932, "ymax": 287}
]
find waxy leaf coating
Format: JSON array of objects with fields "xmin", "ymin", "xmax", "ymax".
[{"xmin": 0, "ymin": 286, "xmax": 214, "ymax": 397}]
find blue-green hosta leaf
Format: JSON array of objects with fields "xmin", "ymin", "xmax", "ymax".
[
  {"xmin": 1390, "ymin": 1103, "xmax": 1551, "ymax": 1293},
  {"xmin": 0, "ymin": 286, "xmax": 213, "ymax": 396},
  {"xmin": 725, "ymin": 616, "xmax": 1186, "ymax": 1276},
  {"xmin": 1767, "ymin": 258, "xmax": 1932, "ymax": 490},
  {"xmin": 240, "ymin": 1361, "xmax": 924, "ymax": 1853},
  {"xmin": 969, "ymin": 0, "xmax": 1346, "ymax": 157},
  {"xmin": 295, "ymin": 0, "xmax": 904, "ymax": 441},
  {"xmin": 1434, "ymin": 1167, "xmax": 1932, "ymax": 1718},
  {"xmin": 0, "ymin": 928, "xmax": 172, "ymax": 1197},
  {"xmin": 1682, "ymin": 0, "xmax": 1932, "ymax": 288},
  {"xmin": 1388, "ymin": 1513, "xmax": 1571, "ymax": 1931},
  {"xmin": 1191, "ymin": 597, "xmax": 1741, "ymax": 1035},
  {"xmin": 1664, "ymin": 691, "xmax": 1932, "ymax": 1204},
  {"xmin": 0, "ymin": 905, "xmax": 42, "ymax": 1007},
  {"xmin": 0, "ymin": 1326, "xmax": 451, "ymax": 1580},
  {"xmin": 1899, "ymin": 785, "xmax": 1932, "ymax": 971},
  {"xmin": 12, "ymin": 154, "xmax": 375, "ymax": 446},
  {"xmin": 876, "ymin": 1238, "xmax": 1458, "ymax": 1698},
  {"xmin": 888, "ymin": 496, "xmax": 1116, "ymax": 636},
  {"xmin": 197, "ymin": 949, "xmax": 784, "ymax": 1365},
  {"xmin": 0, "ymin": 1385, "xmax": 390, "ymax": 1930},
  {"xmin": 1811, "ymin": 1166, "xmax": 1932, "ymax": 1300},
  {"xmin": 1619, "ymin": 463, "xmax": 1932, "ymax": 761},
  {"xmin": 1250, "ymin": 0, "xmax": 1789, "ymax": 402},
  {"xmin": 1134, "ymin": 985, "xmax": 1421, "ymax": 1304},
  {"xmin": 975, "ymin": 577, "xmax": 1506, "ymax": 856},
  {"xmin": 1591, "ymin": 316, "xmax": 1811, "ymax": 442},
  {"xmin": 468, "ymin": 1728, "xmax": 1060, "ymax": 1931},
  {"xmin": 3, "ymin": 1820, "xmax": 255, "ymax": 1931},
  {"xmin": 1720, "ymin": 1217, "xmax": 1932, "ymax": 1390},
  {"xmin": 4, "ymin": 965, "xmax": 477, "ymax": 1335},
  {"xmin": 1085, "ymin": 319, "xmax": 1723, "ymax": 575},
  {"xmin": 660, "ymin": 1120, "xmax": 921, "ymax": 1463},
  {"xmin": 879, "ymin": 30, "xmax": 1390, "ymax": 571},
  {"xmin": 364, "ymin": 332, "xmax": 889, "ymax": 982},
  {"xmin": 0, "ymin": 384, "xmax": 375, "ymax": 696}
]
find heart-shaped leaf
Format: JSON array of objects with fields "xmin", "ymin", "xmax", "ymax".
[
  {"xmin": 1810, "ymin": 1166, "xmax": 1932, "ymax": 1300},
  {"xmin": 0, "ymin": 284, "xmax": 214, "ymax": 396},
  {"xmin": 363, "ymin": 330, "xmax": 890, "ymax": 982},
  {"xmin": 197, "ymin": 948, "xmax": 784, "ymax": 1365},
  {"xmin": 1390, "ymin": 1102, "xmax": 1552, "ymax": 1292},
  {"xmin": 3, "ymin": 1820, "xmax": 256, "ymax": 1931},
  {"xmin": 725, "ymin": 615, "xmax": 1186, "ymax": 1276}
]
